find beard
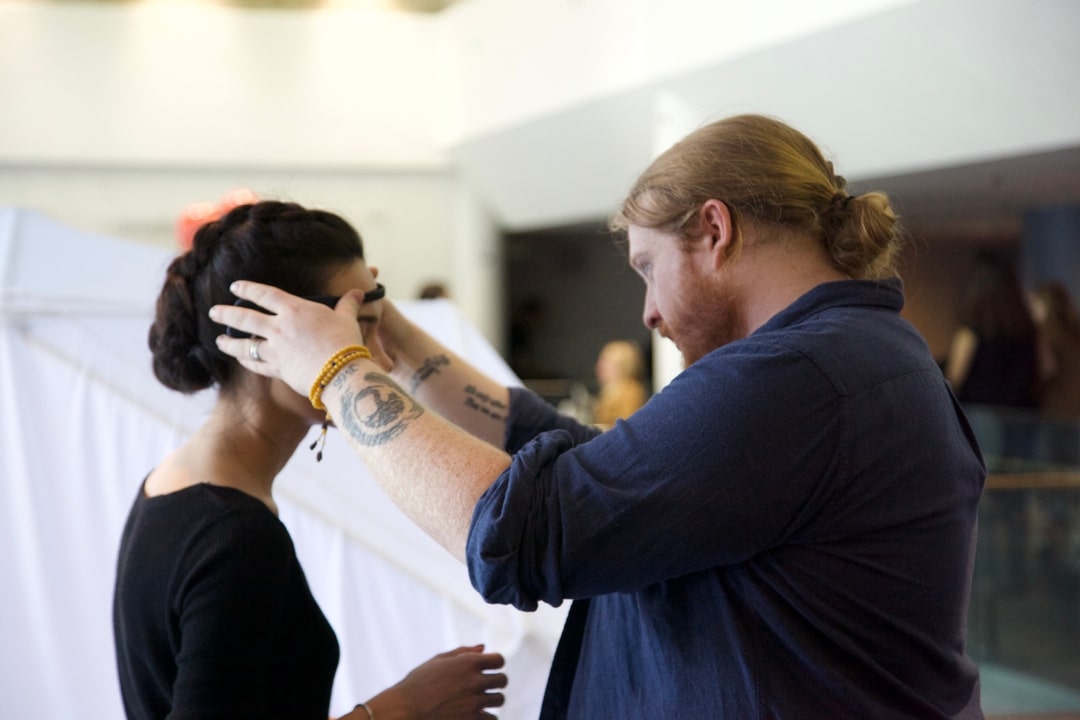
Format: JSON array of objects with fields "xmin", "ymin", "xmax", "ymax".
[{"xmin": 675, "ymin": 273, "xmax": 747, "ymax": 368}]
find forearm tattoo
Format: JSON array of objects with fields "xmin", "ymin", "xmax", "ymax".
[
  {"xmin": 338, "ymin": 372, "xmax": 425, "ymax": 447},
  {"xmin": 463, "ymin": 384, "xmax": 506, "ymax": 422},
  {"xmin": 409, "ymin": 354, "xmax": 450, "ymax": 393}
]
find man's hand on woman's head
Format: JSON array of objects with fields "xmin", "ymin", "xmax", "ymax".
[{"xmin": 210, "ymin": 280, "xmax": 369, "ymax": 398}]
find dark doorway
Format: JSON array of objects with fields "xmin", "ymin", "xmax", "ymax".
[{"xmin": 504, "ymin": 220, "xmax": 652, "ymax": 406}]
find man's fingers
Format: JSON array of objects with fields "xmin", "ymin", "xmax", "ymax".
[
  {"xmin": 211, "ymin": 280, "xmax": 338, "ymax": 340},
  {"xmin": 214, "ymin": 335, "xmax": 278, "ymax": 376},
  {"xmin": 208, "ymin": 280, "xmax": 286, "ymax": 340},
  {"xmin": 210, "ymin": 304, "xmax": 272, "ymax": 341},
  {"xmin": 334, "ymin": 288, "xmax": 366, "ymax": 317},
  {"xmin": 228, "ymin": 279, "xmax": 292, "ymax": 312}
]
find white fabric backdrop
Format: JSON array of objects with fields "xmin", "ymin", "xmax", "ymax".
[{"xmin": 0, "ymin": 207, "xmax": 565, "ymax": 719}]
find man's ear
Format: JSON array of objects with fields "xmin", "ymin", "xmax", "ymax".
[{"xmin": 698, "ymin": 199, "xmax": 734, "ymax": 269}]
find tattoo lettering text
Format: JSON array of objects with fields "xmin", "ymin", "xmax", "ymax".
[
  {"xmin": 463, "ymin": 384, "xmax": 506, "ymax": 422},
  {"xmin": 409, "ymin": 354, "xmax": 451, "ymax": 393},
  {"xmin": 330, "ymin": 363, "xmax": 360, "ymax": 389},
  {"xmin": 340, "ymin": 372, "xmax": 424, "ymax": 446}
]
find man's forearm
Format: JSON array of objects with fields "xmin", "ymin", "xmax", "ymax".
[
  {"xmin": 326, "ymin": 359, "xmax": 511, "ymax": 562},
  {"xmin": 385, "ymin": 312, "xmax": 510, "ymax": 448}
]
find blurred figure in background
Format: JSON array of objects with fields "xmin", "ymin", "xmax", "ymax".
[
  {"xmin": 1030, "ymin": 281, "xmax": 1080, "ymax": 468},
  {"xmin": 945, "ymin": 252, "xmax": 1040, "ymax": 413},
  {"xmin": 1031, "ymin": 281, "xmax": 1080, "ymax": 419},
  {"xmin": 591, "ymin": 340, "xmax": 648, "ymax": 429},
  {"xmin": 945, "ymin": 252, "xmax": 1040, "ymax": 596},
  {"xmin": 418, "ymin": 281, "xmax": 450, "ymax": 300}
]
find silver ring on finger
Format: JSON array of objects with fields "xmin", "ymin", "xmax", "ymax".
[{"xmin": 249, "ymin": 338, "xmax": 263, "ymax": 362}]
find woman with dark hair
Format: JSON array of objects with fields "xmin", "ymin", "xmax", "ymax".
[
  {"xmin": 113, "ymin": 201, "xmax": 506, "ymax": 720},
  {"xmin": 945, "ymin": 251, "xmax": 1040, "ymax": 410}
]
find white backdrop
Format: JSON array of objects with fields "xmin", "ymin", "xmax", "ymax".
[{"xmin": 0, "ymin": 207, "xmax": 565, "ymax": 719}]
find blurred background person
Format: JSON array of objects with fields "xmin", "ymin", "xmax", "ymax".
[
  {"xmin": 1031, "ymin": 281, "xmax": 1080, "ymax": 420},
  {"xmin": 945, "ymin": 251, "xmax": 1040, "ymax": 414},
  {"xmin": 591, "ymin": 339, "xmax": 648, "ymax": 429},
  {"xmin": 1030, "ymin": 281, "xmax": 1080, "ymax": 468},
  {"xmin": 418, "ymin": 281, "xmax": 450, "ymax": 300},
  {"xmin": 945, "ymin": 251, "xmax": 1041, "ymax": 469},
  {"xmin": 946, "ymin": 252, "xmax": 1040, "ymax": 595}
]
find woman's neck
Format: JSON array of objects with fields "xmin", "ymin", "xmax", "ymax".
[{"xmin": 145, "ymin": 393, "xmax": 311, "ymax": 514}]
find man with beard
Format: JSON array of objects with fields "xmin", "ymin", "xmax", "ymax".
[{"xmin": 212, "ymin": 114, "xmax": 986, "ymax": 719}]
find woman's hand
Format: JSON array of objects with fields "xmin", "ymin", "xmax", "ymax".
[
  {"xmin": 210, "ymin": 280, "xmax": 369, "ymax": 398},
  {"xmin": 366, "ymin": 645, "xmax": 507, "ymax": 719}
]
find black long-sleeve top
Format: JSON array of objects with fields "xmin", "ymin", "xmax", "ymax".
[{"xmin": 113, "ymin": 482, "xmax": 338, "ymax": 720}]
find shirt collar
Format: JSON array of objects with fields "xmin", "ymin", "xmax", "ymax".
[{"xmin": 753, "ymin": 277, "xmax": 905, "ymax": 337}]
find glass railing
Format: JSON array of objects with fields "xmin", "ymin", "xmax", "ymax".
[{"xmin": 964, "ymin": 404, "xmax": 1080, "ymax": 716}]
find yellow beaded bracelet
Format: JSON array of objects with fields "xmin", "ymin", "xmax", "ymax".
[{"xmin": 308, "ymin": 344, "xmax": 373, "ymax": 411}]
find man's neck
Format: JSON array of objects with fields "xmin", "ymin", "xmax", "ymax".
[{"xmin": 732, "ymin": 231, "xmax": 850, "ymax": 336}]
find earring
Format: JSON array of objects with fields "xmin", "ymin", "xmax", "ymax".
[{"xmin": 309, "ymin": 413, "xmax": 329, "ymax": 462}]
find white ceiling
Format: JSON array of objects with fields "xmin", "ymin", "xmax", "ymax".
[
  {"xmin": 32, "ymin": 0, "xmax": 462, "ymax": 11},
  {"xmin": 6, "ymin": 0, "xmax": 1079, "ymax": 247},
  {"xmin": 448, "ymin": 0, "xmax": 1080, "ymax": 244}
]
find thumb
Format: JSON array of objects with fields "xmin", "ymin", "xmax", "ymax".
[{"xmin": 335, "ymin": 289, "xmax": 365, "ymax": 316}]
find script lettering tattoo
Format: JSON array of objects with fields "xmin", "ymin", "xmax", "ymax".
[
  {"xmin": 339, "ymin": 372, "xmax": 424, "ymax": 446},
  {"xmin": 463, "ymin": 384, "xmax": 506, "ymax": 422},
  {"xmin": 409, "ymin": 354, "xmax": 451, "ymax": 393},
  {"xmin": 330, "ymin": 363, "xmax": 360, "ymax": 390}
]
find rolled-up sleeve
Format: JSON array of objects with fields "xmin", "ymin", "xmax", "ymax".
[
  {"xmin": 468, "ymin": 347, "xmax": 843, "ymax": 612},
  {"xmin": 468, "ymin": 427, "xmax": 579, "ymax": 611}
]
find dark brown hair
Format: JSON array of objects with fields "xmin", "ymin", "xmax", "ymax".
[
  {"xmin": 958, "ymin": 252, "xmax": 1037, "ymax": 343},
  {"xmin": 149, "ymin": 201, "xmax": 365, "ymax": 393},
  {"xmin": 610, "ymin": 114, "xmax": 904, "ymax": 280}
]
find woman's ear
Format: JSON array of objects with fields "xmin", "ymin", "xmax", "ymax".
[{"xmin": 370, "ymin": 265, "xmax": 380, "ymax": 279}]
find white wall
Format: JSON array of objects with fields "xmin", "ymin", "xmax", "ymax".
[
  {"xmin": 441, "ymin": 0, "xmax": 917, "ymax": 144},
  {"xmin": 0, "ymin": 165, "xmax": 510, "ymax": 345},
  {"xmin": 0, "ymin": 0, "xmax": 914, "ymax": 166},
  {"xmin": 0, "ymin": 3, "xmax": 448, "ymax": 167},
  {"xmin": 450, "ymin": 0, "xmax": 1080, "ymax": 228},
  {"xmin": 2, "ymin": 0, "xmax": 1079, "ymax": 345},
  {"xmin": 0, "ymin": 2, "xmax": 506, "ymax": 337}
]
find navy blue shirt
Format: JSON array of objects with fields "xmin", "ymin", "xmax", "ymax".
[{"xmin": 468, "ymin": 279, "xmax": 985, "ymax": 719}]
